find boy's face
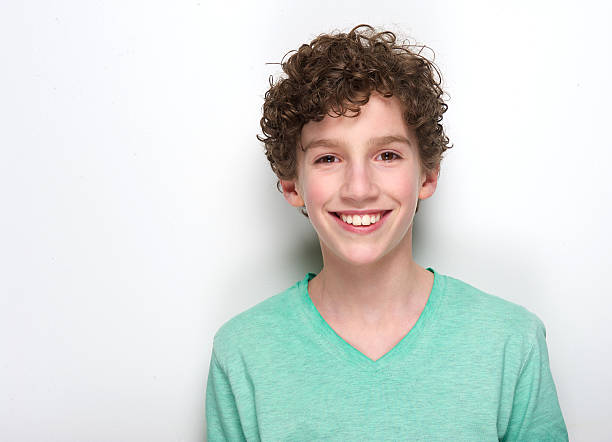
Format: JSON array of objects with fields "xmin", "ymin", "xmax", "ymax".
[{"xmin": 281, "ymin": 93, "xmax": 438, "ymax": 267}]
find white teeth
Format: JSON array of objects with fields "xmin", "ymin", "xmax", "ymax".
[{"xmin": 338, "ymin": 212, "xmax": 383, "ymax": 226}]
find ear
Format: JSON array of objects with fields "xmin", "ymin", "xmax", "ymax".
[
  {"xmin": 418, "ymin": 167, "xmax": 439, "ymax": 200},
  {"xmin": 280, "ymin": 179, "xmax": 305, "ymax": 207}
]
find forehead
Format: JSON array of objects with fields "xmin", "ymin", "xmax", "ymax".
[{"xmin": 300, "ymin": 94, "xmax": 411, "ymax": 149}]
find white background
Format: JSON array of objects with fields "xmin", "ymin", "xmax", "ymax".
[{"xmin": 1, "ymin": 1, "xmax": 610, "ymax": 440}]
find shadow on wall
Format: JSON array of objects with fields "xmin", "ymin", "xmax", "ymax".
[
  {"xmin": 286, "ymin": 226, "xmax": 323, "ymax": 274},
  {"xmin": 412, "ymin": 200, "xmax": 436, "ymax": 264}
]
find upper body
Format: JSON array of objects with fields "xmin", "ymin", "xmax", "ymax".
[
  {"xmin": 206, "ymin": 269, "xmax": 568, "ymax": 441},
  {"xmin": 206, "ymin": 25, "xmax": 567, "ymax": 440}
]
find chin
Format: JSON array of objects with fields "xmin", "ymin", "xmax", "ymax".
[{"xmin": 332, "ymin": 245, "xmax": 389, "ymax": 267}]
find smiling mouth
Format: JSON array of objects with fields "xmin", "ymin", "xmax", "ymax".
[{"xmin": 332, "ymin": 211, "xmax": 391, "ymax": 226}]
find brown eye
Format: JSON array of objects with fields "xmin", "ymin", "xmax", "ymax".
[
  {"xmin": 315, "ymin": 155, "xmax": 338, "ymax": 163},
  {"xmin": 377, "ymin": 151, "xmax": 400, "ymax": 161}
]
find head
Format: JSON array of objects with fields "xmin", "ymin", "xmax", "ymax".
[{"xmin": 258, "ymin": 24, "xmax": 451, "ymax": 216}]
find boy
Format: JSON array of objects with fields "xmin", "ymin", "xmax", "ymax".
[{"xmin": 206, "ymin": 25, "xmax": 568, "ymax": 440}]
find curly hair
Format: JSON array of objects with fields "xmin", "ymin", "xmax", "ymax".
[{"xmin": 258, "ymin": 23, "xmax": 451, "ymax": 194}]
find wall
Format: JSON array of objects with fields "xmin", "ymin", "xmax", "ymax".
[{"xmin": 1, "ymin": 0, "xmax": 610, "ymax": 440}]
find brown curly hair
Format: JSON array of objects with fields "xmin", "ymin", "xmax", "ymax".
[{"xmin": 258, "ymin": 24, "xmax": 451, "ymax": 195}]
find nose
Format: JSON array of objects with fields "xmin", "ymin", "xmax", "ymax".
[{"xmin": 339, "ymin": 159, "xmax": 380, "ymax": 203}]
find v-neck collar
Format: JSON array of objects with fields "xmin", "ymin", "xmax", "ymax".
[{"xmin": 295, "ymin": 267, "xmax": 446, "ymax": 372}]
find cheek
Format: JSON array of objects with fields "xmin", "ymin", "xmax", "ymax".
[
  {"xmin": 387, "ymin": 172, "xmax": 420, "ymax": 198},
  {"xmin": 302, "ymin": 176, "xmax": 332, "ymax": 207}
]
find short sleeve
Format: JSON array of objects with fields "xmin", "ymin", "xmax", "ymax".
[
  {"xmin": 205, "ymin": 350, "xmax": 246, "ymax": 442},
  {"xmin": 503, "ymin": 322, "xmax": 568, "ymax": 441}
]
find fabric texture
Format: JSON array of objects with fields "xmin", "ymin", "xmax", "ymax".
[{"xmin": 206, "ymin": 269, "xmax": 568, "ymax": 441}]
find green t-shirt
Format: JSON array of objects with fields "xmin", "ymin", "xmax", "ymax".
[{"xmin": 206, "ymin": 269, "xmax": 567, "ymax": 441}]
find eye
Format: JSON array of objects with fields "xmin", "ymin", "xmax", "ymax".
[
  {"xmin": 315, "ymin": 155, "xmax": 339, "ymax": 164},
  {"xmin": 376, "ymin": 151, "xmax": 401, "ymax": 161}
]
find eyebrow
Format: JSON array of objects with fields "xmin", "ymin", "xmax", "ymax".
[
  {"xmin": 302, "ymin": 135, "xmax": 412, "ymax": 151},
  {"xmin": 368, "ymin": 135, "xmax": 412, "ymax": 148}
]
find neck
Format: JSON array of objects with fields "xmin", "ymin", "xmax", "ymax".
[{"xmin": 309, "ymin": 233, "xmax": 433, "ymax": 327}]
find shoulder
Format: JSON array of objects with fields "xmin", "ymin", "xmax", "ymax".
[
  {"xmin": 211, "ymin": 277, "xmax": 306, "ymax": 367},
  {"xmin": 437, "ymin": 273, "xmax": 546, "ymax": 344}
]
